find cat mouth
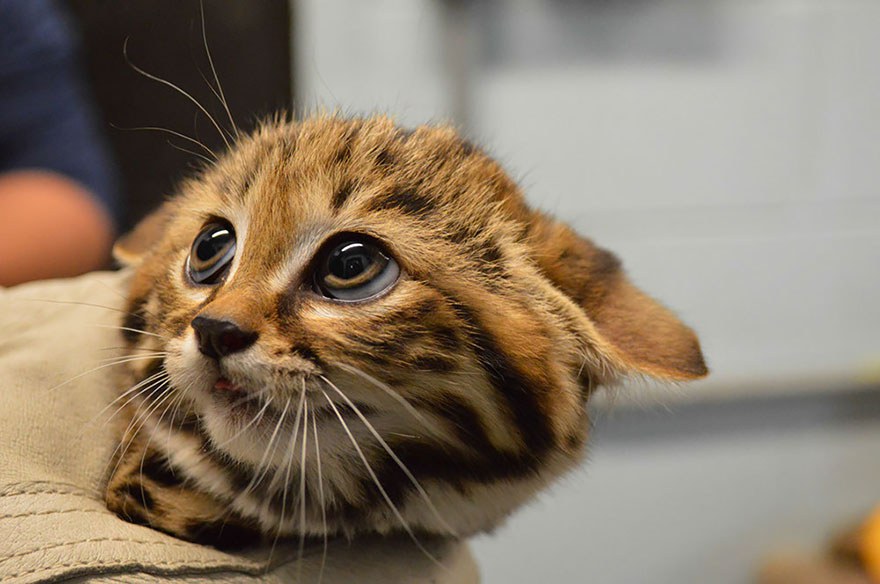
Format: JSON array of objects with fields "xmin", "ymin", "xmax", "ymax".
[
  {"xmin": 213, "ymin": 377, "xmax": 247, "ymax": 394},
  {"xmin": 209, "ymin": 376, "xmax": 272, "ymax": 422}
]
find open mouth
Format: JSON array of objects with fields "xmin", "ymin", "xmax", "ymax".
[
  {"xmin": 210, "ymin": 376, "xmax": 272, "ymax": 423},
  {"xmin": 213, "ymin": 376, "xmax": 247, "ymax": 394}
]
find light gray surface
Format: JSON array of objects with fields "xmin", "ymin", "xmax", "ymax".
[{"xmin": 473, "ymin": 389, "xmax": 880, "ymax": 584}]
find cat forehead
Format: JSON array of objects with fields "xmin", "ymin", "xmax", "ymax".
[{"xmin": 184, "ymin": 116, "xmax": 525, "ymax": 225}]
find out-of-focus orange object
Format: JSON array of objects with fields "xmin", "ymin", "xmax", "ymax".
[{"xmin": 862, "ymin": 506, "xmax": 880, "ymax": 582}]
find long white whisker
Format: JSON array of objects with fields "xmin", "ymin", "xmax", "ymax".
[
  {"xmin": 321, "ymin": 376, "xmax": 457, "ymax": 537},
  {"xmin": 311, "ymin": 409, "xmax": 328, "ymax": 584},
  {"xmin": 211, "ymin": 395, "xmax": 274, "ymax": 450},
  {"xmin": 97, "ymin": 353, "xmax": 167, "ymax": 365},
  {"xmin": 45, "ymin": 357, "xmax": 162, "ymax": 395},
  {"xmin": 333, "ymin": 363, "xmax": 434, "ymax": 429},
  {"xmin": 123, "ymin": 37, "xmax": 231, "ymax": 150},
  {"xmin": 99, "ymin": 346, "xmax": 166, "ymax": 353},
  {"xmin": 91, "ymin": 370, "xmax": 169, "ymax": 425},
  {"xmin": 110, "ymin": 124, "xmax": 218, "ymax": 160},
  {"xmin": 199, "ymin": 0, "xmax": 238, "ymax": 139},
  {"xmin": 166, "ymin": 139, "xmax": 216, "ymax": 165},
  {"xmin": 20, "ymin": 297, "xmax": 127, "ymax": 315},
  {"xmin": 296, "ymin": 398, "xmax": 310, "ymax": 582},
  {"xmin": 318, "ymin": 387, "xmax": 445, "ymax": 569},
  {"xmin": 94, "ymin": 324, "xmax": 166, "ymax": 340},
  {"xmin": 137, "ymin": 383, "xmax": 183, "ymax": 484},
  {"xmin": 103, "ymin": 377, "xmax": 172, "ymax": 483},
  {"xmin": 245, "ymin": 396, "xmax": 292, "ymax": 495}
]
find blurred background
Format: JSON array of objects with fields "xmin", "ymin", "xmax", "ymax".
[{"xmin": 45, "ymin": 0, "xmax": 880, "ymax": 582}]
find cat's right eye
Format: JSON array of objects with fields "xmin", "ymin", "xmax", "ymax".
[{"xmin": 187, "ymin": 221, "xmax": 236, "ymax": 285}]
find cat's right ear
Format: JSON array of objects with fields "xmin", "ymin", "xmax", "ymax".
[
  {"xmin": 528, "ymin": 213, "xmax": 708, "ymax": 383},
  {"xmin": 113, "ymin": 201, "xmax": 176, "ymax": 267}
]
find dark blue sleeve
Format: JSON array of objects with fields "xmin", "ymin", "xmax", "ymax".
[{"xmin": 0, "ymin": 0, "xmax": 119, "ymax": 224}]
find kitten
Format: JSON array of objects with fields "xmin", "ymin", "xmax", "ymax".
[{"xmin": 105, "ymin": 114, "xmax": 707, "ymax": 549}]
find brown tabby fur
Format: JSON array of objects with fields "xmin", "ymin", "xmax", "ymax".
[{"xmin": 105, "ymin": 114, "xmax": 707, "ymax": 549}]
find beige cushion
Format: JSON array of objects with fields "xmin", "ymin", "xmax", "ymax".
[{"xmin": 0, "ymin": 271, "xmax": 478, "ymax": 583}]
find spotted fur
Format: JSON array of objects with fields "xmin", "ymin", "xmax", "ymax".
[{"xmin": 105, "ymin": 114, "xmax": 707, "ymax": 548}]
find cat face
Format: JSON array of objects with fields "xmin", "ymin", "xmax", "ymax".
[{"xmin": 112, "ymin": 115, "xmax": 706, "ymax": 541}]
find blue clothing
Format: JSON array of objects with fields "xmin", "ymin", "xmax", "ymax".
[{"xmin": 0, "ymin": 0, "xmax": 118, "ymax": 223}]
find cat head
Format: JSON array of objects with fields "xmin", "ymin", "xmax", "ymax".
[{"xmin": 116, "ymin": 114, "xmax": 706, "ymax": 537}]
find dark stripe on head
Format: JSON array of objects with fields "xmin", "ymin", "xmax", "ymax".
[
  {"xmin": 410, "ymin": 354, "xmax": 458, "ymax": 373},
  {"xmin": 331, "ymin": 180, "xmax": 355, "ymax": 211},
  {"xmin": 292, "ymin": 345, "xmax": 322, "ymax": 366},
  {"xmin": 474, "ymin": 241, "xmax": 506, "ymax": 278},
  {"xmin": 375, "ymin": 147, "xmax": 395, "ymax": 169},
  {"xmin": 431, "ymin": 326, "xmax": 461, "ymax": 352},
  {"xmin": 334, "ymin": 125, "xmax": 360, "ymax": 165},
  {"xmin": 446, "ymin": 225, "xmax": 479, "ymax": 246},
  {"xmin": 240, "ymin": 164, "xmax": 259, "ymax": 197},
  {"xmin": 368, "ymin": 189, "xmax": 436, "ymax": 218}
]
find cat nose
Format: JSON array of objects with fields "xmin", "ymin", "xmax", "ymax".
[{"xmin": 191, "ymin": 316, "xmax": 258, "ymax": 360}]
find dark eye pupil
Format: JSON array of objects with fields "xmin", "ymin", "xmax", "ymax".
[
  {"xmin": 197, "ymin": 230, "xmax": 232, "ymax": 262},
  {"xmin": 330, "ymin": 244, "xmax": 370, "ymax": 280}
]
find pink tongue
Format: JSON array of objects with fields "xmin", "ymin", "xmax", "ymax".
[{"xmin": 214, "ymin": 377, "xmax": 244, "ymax": 393}]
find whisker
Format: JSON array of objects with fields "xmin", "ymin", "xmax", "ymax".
[
  {"xmin": 333, "ymin": 362, "xmax": 435, "ymax": 429},
  {"xmin": 245, "ymin": 395, "xmax": 292, "ymax": 495},
  {"xmin": 99, "ymin": 346, "xmax": 166, "ymax": 353},
  {"xmin": 21, "ymin": 298, "xmax": 140, "ymax": 320},
  {"xmin": 103, "ymin": 377, "xmax": 172, "ymax": 484},
  {"xmin": 296, "ymin": 397, "xmax": 310, "ymax": 582},
  {"xmin": 321, "ymin": 376, "xmax": 457, "ymax": 538},
  {"xmin": 94, "ymin": 324, "xmax": 166, "ymax": 340},
  {"xmin": 166, "ymin": 139, "xmax": 216, "ymax": 165},
  {"xmin": 110, "ymin": 124, "xmax": 217, "ymax": 160},
  {"xmin": 318, "ymin": 387, "xmax": 445, "ymax": 569},
  {"xmin": 137, "ymin": 382, "xmax": 183, "ymax": 486},
  {"xmin": 44, "ymin": 356, "xmax": 162, "ymax": 395},
  {"xmin": 270, "ymin": 396, "xmax": 303, "ymax": 557},
  {"xmin": 91, "ymin": 370, "xmax": 169, "ymax": 426},
  {"xmin": 97, "ymin": 352, "xmax": 166, "ymax": 365},
  {"xmin": 211, "ymin": 395, "xmax": 274, "ymax": 450},
  {"xmin": 199, "ymin": 0, "xmax": 238, "ymax": 139},
  {"xmin": 311, "ymin": 408, "xmax": 328, "ymax": 584},
  {"xmin": 123, "ymin": 37, "xmax": 231, "ymax": 150}
]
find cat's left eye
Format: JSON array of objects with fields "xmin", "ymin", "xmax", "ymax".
[
  {"xmin": 187, "ymin": 221, "xmax": 236, "ymax": 285},
  {"xmin": 313, "ymin": 235, "xmax": 400, "ymax": 301}
]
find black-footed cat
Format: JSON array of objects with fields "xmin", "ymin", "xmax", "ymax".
[{"xmin": 105, "ymin": 114, "xmax": 708, "ymax": 549}]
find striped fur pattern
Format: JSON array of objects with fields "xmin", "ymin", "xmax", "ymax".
[{"xmin": 105, "ymin": 115, "xmax": 707, "ymax": 549}]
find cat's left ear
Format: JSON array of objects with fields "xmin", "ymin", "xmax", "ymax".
[
  {"xmin": 529, "ymin": 214, "xmax": 708, "ymax": 382},
  {"xmin": 113, "ymin": 201, "xmax": 176, "ymax": 267}
]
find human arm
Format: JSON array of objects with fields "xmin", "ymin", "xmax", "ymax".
[{"xmin": 0, "ymin": 171, "xmax": 113, "ymax": 286}]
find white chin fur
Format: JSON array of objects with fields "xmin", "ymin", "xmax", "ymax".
[
  {"xmin": 164, "ymin": 334, "xmax": 287, "ymax": 467},
  {"xmin": 200, "ymin": 403, "xmax": 293, "ymax": 467}
]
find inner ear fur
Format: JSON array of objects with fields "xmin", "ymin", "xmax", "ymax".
[
  {"xmin": 113, "ymin": 201, "xmax": 176, "ymax": 267},
  {"xmin": 529, "ymin": 214, "xmax": 708, "ymax": 381}
]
